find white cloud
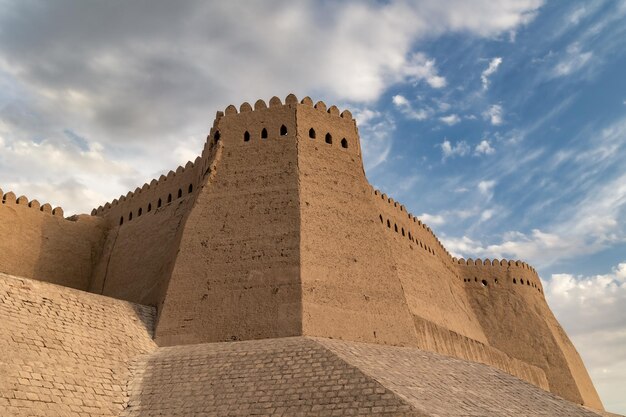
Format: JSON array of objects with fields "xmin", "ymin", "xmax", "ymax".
[
  {"xmin": 401, "ymin": 52, "xmax": 447, "ymax": 88},
  {"xmin": 480, "ymin": 209, "xmax": 495, "ymax": 222},
  {"xmin": 478, "ymin": 179, "xmax": 496, "ymax": 196},
  {"xmin": 440, "ymin": 139, "xmax": 470, "ymax": 160},
  {"xmin": 392, "ymin": 94, "xmax": 433, "ymax": 120},
  {"xmin": 483, "ymin": 104, "xmax": 504, "ymax": 125},
  {"xmin": 552, "ymin": 42, "xmax": 593, "ymax": 77},
  {"xmin": 545, "ymin": 262, "xmax": 626, "ymax": 413},
  {"xmin": 481, "ymin": 57, "xmax": 503, "ymax": 90},
  {"xmin": 475, "ymin": 139, "xmax": 495, "ymax": 155},
  {"xmin": 439, "ymin": 114, "xmax": 461, "ymax": 125},
  {"xmin": 419, "ymin": 212, "xmax": 445, "ymax": 226}
]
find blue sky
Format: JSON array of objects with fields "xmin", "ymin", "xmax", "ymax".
[{"xmin": 0, "ymin": 0, "xmax": 625, "ymax": 412}]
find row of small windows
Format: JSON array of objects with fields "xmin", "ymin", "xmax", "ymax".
[
  {"xmin": 379, "ymin": 214, "xmax": 435, "ymax": 255},
  {"xmin": 119, "ymin": 184, "xmax": 193, "ymax": 226},
  {"xmin": 463, "ymin": 276, "xmax": 542, "ymax": 293},
  {"xmin": 239, "ymin": 126, "xmax": 349, "ymax": 148}
]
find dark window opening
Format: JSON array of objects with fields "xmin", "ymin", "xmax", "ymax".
[
  {"xmin": 167, "ymin": 194, "xmax": 172, "ymax": 203},
  {"xmin": 394, "ymin": 224, "xmax": 398, "ymax": 233},
  {"xmin": 158, "ymin": 198, "xmax": 162, "ymax": 208},
  {"xmin": 244, "ymin": 131, "xmax": 250, "ymax": 142},
  {"xmin": 138, "ymin": 208, "xmax": 142, "ymax": 217},
  {"xmin": 481, "ymin": 280, "xmax": 488, "ymax": 287},
  {"xmin": 401, "ymin": 228, "xmax": 405, "ymax": 236},
  {"xmin": 188, "ymin": 184, "xmax": 193, "ymax": 193},
  {"xmin": 128, "ymin": 212, "xmax": 133, "ymax": 221},
  {"xmin": 341, "ymin": 138, "xmax": 348, "ymax": 148},
  {"xmin": 379, "ymin": 214, "xmax": 383, "ymax": 223},
  {"xmin": 309, "ymin": 128, "xmax": 316, "ymax": 139},
  {"xmin": 325, "ymin": 133, "xmax": 332, "ymax": 144},
  {"xmin": 147, "ymin": 203, "xmax": 152, "ymax": 212},
  {"xmin": 387, "ymin": 220, "xmax": 391, "ymax": 228},
  {"xmin": 120, "ymin": 217, "xmax": 124, "ymax": 225},
  {"xmin": 408, "ymin": 232, "xmax": 412, "ymax": 240},
  {"xmin": 513, "ymin": 278, "xmax": 517, "ymax": 284},
  {"xmin": 527, "ymin": 280, "xmax": 530, "ymax": 286},
  {"xmin": 178, "ymin": 189, "xmax": 183, "ymax": 198},
  {"xmin": 280, "ymin": 125, "xmax": 287, "ymax": 136},
  {"xmin": 520, "ymin": 279, "xmax": 524, "ymax": 285},
  {"xmin": 214, "ymin": 131, "xmax": 220, "ymax": 143},
  {"xmin": 261, "ymin": 128, "xmax": 268, "ymax": 139},
  {"xmin": 495, "ymin": 278, "xmax": 499, "ymax": 284},
  {"xmin": 474, "ymin": 277, "xmax": 478, "ymax": 282}
]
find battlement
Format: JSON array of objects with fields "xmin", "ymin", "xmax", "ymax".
[
  {"xmin": 372, "ymin": 188, "xmax": 456, "ymax": 268},
  {"xmin": 90, "ymin": 159, "xmax": 201, "ymax": 223},
  {"xmin": 0, "ymin": 187, "xmax": 65, "ymax": 218},
  {"xmin": 456, "ymin": 257, "xmax": 543, "ymax": 294},
  {"xmin": 219, "ymin": 93, "xmax": 354, "ymax": 120}
]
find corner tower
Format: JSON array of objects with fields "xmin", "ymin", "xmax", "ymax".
[{"xmin": 114, "ymin": 93, "xmax": 601, "ymax": 410}]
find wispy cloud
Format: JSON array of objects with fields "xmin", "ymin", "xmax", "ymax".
[
  {"xmin": 439, "ymin": 114, "xmax": 461, "ymax": 125},
  {"xmin": 474, "ymin": 140, "xmax": 495, "ymax": 155},
  {"xmin": 440, "ymin": 139, "xmax": 470, "ymax": 160},
  {"xmin": 552, "ymin": 42, "xmax": 593, "ymax": 78},
  {"xmin": 477, "ymin": 179, "xmax": 496, "ymax": 198},
  {"xmin": 392, "ymin": 94, "xmax": 433, "ymax": 120},
  {"xmin": 481, "ymin": 57, "xmax": 502, "ymax": 90},
  {"xmin": 483, "ymin": 104, "xmax": 503, "ymax": 125},
  {"xmin": 419, "ymin": 212, "xmax": 445, "ymax": 226}
]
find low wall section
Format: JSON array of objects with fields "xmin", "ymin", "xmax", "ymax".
[{"xmin": 0, "ymin": 189, "xmax": 106, "ymax": 290}]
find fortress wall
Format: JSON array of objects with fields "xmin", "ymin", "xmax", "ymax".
[
  {"xmin": 0, "ymin": 189, "xmax": 106, "ymax": 290},
  {"xmin": 87, "ymin": 132, "xmax": 220, "ymax": 307},
  {"xmin": 373, "ymin": 192, "xmax": 488, "ymax": 344},
  {"xmin": 0, "ymin": 273, "xmax": 156, "ymax": 416},
  {"xmin": 296, "ymin": 99, "xmax": 418, "ymax": 346},
  {"xmin": 155, "ymin": 97, "xmax": 303, "ymax": 346},
  {"xmin": 459, "ymin": 260, "xmax": 603, "ymax": 409}
]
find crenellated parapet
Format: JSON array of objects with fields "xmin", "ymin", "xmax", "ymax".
[
  {"xmin": 211, "ymin": 93, "xmax": 360, "ymax": 158},
  {"xmin": 0, "ymin": 188, "xmax": 65, "ymax": 218},
  {"xmin": 220, "ymin": 93, "xmax": 353, "ymax": 120},
  {"xmin": 371, "ymin": 187, "xmax": 459, "ymax": 278},
  {"xmin": 455, "ymin": 257, "xmax": 543, "ymax": 295},
  {"xmin": 90, "ymin": 158, "xmax": 205, "ymax": 226}
]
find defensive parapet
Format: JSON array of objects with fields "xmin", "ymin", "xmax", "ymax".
[
  {"xmin": 1, "ymin": 188, "xmax": 65, "ymax": 217},
  {"xmin": 0, "ymin": 188, "xmax": 106, "ymax": 290}
]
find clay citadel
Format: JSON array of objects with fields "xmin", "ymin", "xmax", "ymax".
[{"xmin": 0, "ymin": 94, "xmax": 616, "ymax": 416}]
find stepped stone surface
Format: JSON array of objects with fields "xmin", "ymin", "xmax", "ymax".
[
  {"xmin": 0, "ymin": 273, "xmax": 156, "ymax": 416},
  {"xmin": 122, "ymin": 336, "xmax": 608, "ymax": 417},
  {"xmin": 122, "ymin": 337, "xmax": 421, "ymax": 417},
  {"xmin": 317, "ymin": 338, "xmax": 606, "ymax": 417}
]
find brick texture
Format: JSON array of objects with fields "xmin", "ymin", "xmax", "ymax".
[
  {"xmin": 317, "ymin": 338, "xmax": 606, "ymax": 417},
  {"xmin": 0, "ymin": 273, "xmax": 156, "ymax": 416},
  {"xmin": 122, "ymin": 337, "xmax": 423, "ymax": 417}
]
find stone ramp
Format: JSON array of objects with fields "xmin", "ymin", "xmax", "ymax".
[
  {"xmin": 122, "ymin": 337, "xmax": 423, "ymax": 416},
  {"xmin": 317, "ymin": 338, "xmax": 609, "ymax": 417},
  {"xmin": 123, "ymin": 336, "xmax": 608, "ymax": 417},
  {"xmin": 0, "ymin": 273, "xmax": 156, "ymax": 416}
]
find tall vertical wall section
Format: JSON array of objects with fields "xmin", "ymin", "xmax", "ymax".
[{"xmin": 0, "ymin": 94, "xmax": 603, "ymax": 410}]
